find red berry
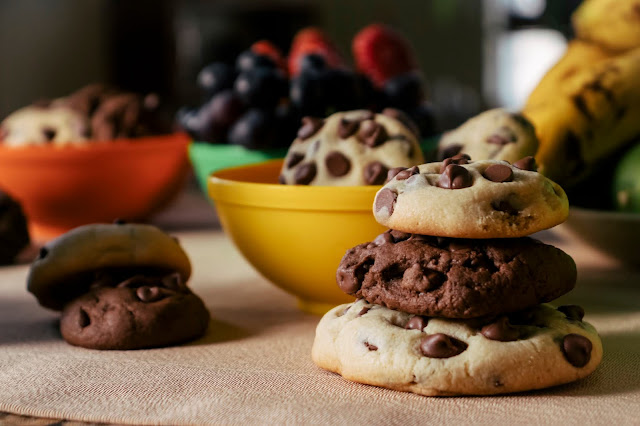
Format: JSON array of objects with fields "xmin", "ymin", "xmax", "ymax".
[
  {"xmin": 352, "ymin": 24, "xmax": 417, "ymax": 87},
  {"xmin": 288, "ymin": 27, "xmax": 342, "ymax": 76},
  {"xmin": 251, "ymin": 40, "xmax": 287, "ymax": 73}
]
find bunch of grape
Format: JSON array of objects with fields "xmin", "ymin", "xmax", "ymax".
[{"xmin": 179, "ymin": 25, "xmax": 437, "ymax": 149}]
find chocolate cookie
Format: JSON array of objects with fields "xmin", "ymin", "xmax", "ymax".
[
  {"xmin": 0, "ymin": 190, "xmax": 30, "ymax": 265},
  {"xmin": 60, "ymin": 273, "xmax": 210, "ymax": 350},
  {"xmin": 373, "ymin": 158, "xmax": 569, "ymax": 238},
  {"xmin": 336, "ymin": 231, "xmax": 576, "ymax": 318},
  {"xmin": 312, "ymin": 299, "xmax": 602, "ymax": 396},
  {"xmin": 279, "ymin": 109, "xmax": 424, "ymax": 186}
]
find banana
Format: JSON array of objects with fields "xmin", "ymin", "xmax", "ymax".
[{"xmin": 572, "ymin": 0, "xmax": 640, "ymax": 54}]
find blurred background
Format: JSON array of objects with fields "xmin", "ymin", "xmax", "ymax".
[{"xmin": 0, "ymin": 0, "xmax": 581, "ymax": 130}]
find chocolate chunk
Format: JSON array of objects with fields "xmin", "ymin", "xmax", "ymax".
[
  {"xmin": 480, "ymin": 316, "xmax": 521, "ymax": 341},
  {"xmin": 364, "ymin": 341, "xmax": 378, "ymax": 351},
  {"xmin": 294, "ymin": 162, "xmax": 317, "ymax": 185},
  {"xmin": 297, "ymin": 117, "xmax": 324, "ymax": 140},
  {"xmin": 562, "ymin": 333, "xmax": 592, "ymax": 367},
  {"xmin": 42, "ymin": 127, "xmax": 56, "ymax": 141},
  {"xmin": 437, "ymin": 164, "xmax": 472, "ymax": 189},
  {"xmin": 558, "ymin": 305, "xmax": 585, "ymax": 322},
  {"xmin": 405, "ymin": 316, "xmax": 428, "ymax": 331},
  {"xmin": 162, "ymin": 272, "xmax": 184, "ymax": 291},
  {"xmin": 337, "ymin": 258, "xmax": 373, "ymax": 294},
  {"xmin": 363, "ymin": 161, "xmax": 388, "ymax": 185},
  {"xmin": 325, "ymin": 151, "xmax": 351, "ymax": 177},
  {"xmin": 390, "ymin": 230, "xmax": 411, "ymax": 242},
  {"xmin": 440, "ymin": 153, "xmax": 471, "ymax": 173},
  {"xmin": 338, "ymin": 118, "xmax": 360, "ymax": 139},
  {"xmin": 483, "ymin": 164, "xmax": 513, "ymax": 183},
  {"xmin": 420, "ymin": 333, "xmax": 467, "ymax": 358},
  {"xmin": 395, "ymin": 166, "xmax": 420, "ymax": 181},
  {"xmin": 38, "ymin": 247, "xmax": 48, "ymax": 259},
  {"xmin": 382, "ymin": 107, "xmax": 420, "ymax": 136},
  {"xmin": 513, "ymin": 156, "xmax": 537, "ymax": 171},
  {"xmin": 386, "ymin": 167, "xmax": 406, "ymax": 183},
  {"xmin": 373, "ymin": 231, "xmax": 394, "ymax": 246},
  {"xmin": 78, "ymin": 309, "xmax": 91, "ymax": 328},
  {"xmin": 375, "ymin": 188, "xmax": 397, "ymax": 215},
  {"xmin": 439, "ymin": 144, "xmax": 463, "ymax": 161},
  {"xmin": 358, "ymin": 307, "xmax": 371, "ymax": 316},
  {"xmin": 286, "ymin": 152, "xmax": 305, "ymax": 169},
  {"xmin": 136, "ymin": 286, "xmax": 166, "ymax": 303},
  {"xmin": 492, "ymin": 200, "xmax": 519, "ymax": 215},
  {"xmin": 358, "ymin": 120, "xmax": 388, "ymax": 147}
]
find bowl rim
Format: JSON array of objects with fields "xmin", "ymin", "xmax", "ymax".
[{"xmin": 208, "ymin": 159, "xmax": 382, "ymax": 211}]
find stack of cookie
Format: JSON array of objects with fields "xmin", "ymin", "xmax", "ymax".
[{"xmin": 312, "ymin": 155, "xmax": 602, "ymax": 396}]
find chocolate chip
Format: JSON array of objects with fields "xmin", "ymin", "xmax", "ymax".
[
  {"xmin": 558, "ymin": 305, "xmax": 585, "ymax": 322},
  {"xmin": 358, "ymin": 120, "xmax": 388, "ymax": 147},
  {"xmin": 373, "ymin": 231, "xmax": 394, "ymax": 246},
  {"xmin": 481, "ymin": 317, "xmax": 521, "ymax": 341},
  {"xmin": 297, "ymin": 117, "xmax": 324, "ymax": 140},
  {"xmin": 358, "ymin": 307, "xmax": 371, "ymax": 316},
  {"xmin": 405, "ymin": 316, "xmax": 428, "ymax": 331},
  {"xmin": 390, "ymin": 230, "xmax": 411, "ymax": 242},
  {"xmin": 278, "ymin": 175, "xmax": 286, "ymax": 184},
  {"xmin": 294, "ymin": 162, "xmax": 317, "ymax": 185},
  {"xmin": 325, "ymin": 151, "xmax": 351, "ymax": 177},
  {"xmin": 395, "ymin": 166, "xmax": 420, "ymax": 180},
  {"xmin": 562, "ymin": 333, "xmax": 592, "ymax": 367},
  {"xmin": 42, "ymin": 127, "xmax": 56, "ymax": 141},
  {"xmin": 337, "ymin": 258, "xmax": 372, "ymax": 294},
  {"xmin": 113, "ymin": 218, "xmax": 127, "ymax": 225},
  {"xmin": 483, "ymin": 164, "xmax": 513, "ymax": 183},
  {"xmin": 162, "ymin": 272, "xmax": 184, "ymax": 291},
  {"xmin": 438, "ymin": 144, "xmax": 463, "ymax": 161},
  {"xmin": 513, "ymin": 156, "xmax": 537, "ymax": 171},
  {"xmin": 38, "ymin": 247, "xmax": 48, "ymax": 259},
  {"xmin": 136, "ymin": 286, "xmax": 166, "ymax": 303},
  {"xmin": 382, "ymin": 108, "xmax": 420, "ymax": 136},
  {"xmin": 386, "ymin": 167, "xmax": 406, "ymax": 183},
  {"xmin": 286, "ymin": 152, "xmax": 305, "ymax": 169},
  {"xmin": 78, "ymin": 308, "xmax": 91, "ymax": 328},
  {"xmin": 363, "ymin": 161, "xmax": 388, "ymax": 185},
  {"xmin": 364, "ymin": 341, "xmax": 378, "ymax": 351},
  {"xmin": 492, "ymin": 200, "xmax": 519, "ymax": 215},
  {"xmin": 440, "ymin": 153, "xmax": 471, "ymax": 173},
  {"xmin": 420, "ymin": 333, "xmax": 467, "ymax": 358},
  {"xmin": 375, "ymin": 188, "xmax": 397, "ymax": 215},
  {"xmin": 338, "ymin": 118, "xmax": 360, "ymax": 139},
  {"xmin": 437, "ymin": 164, "xmax": 472, "ymax": 189}
]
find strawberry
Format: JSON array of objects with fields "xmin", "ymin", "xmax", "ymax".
[
  {"xmin": 251, "ymin": 40, "xmax": 287, "ymax": 73},
  {"xmin": 352, "ymin": 24, "xmax": 417, "ymax": 87},
  {"xmin": 288, "ymin": 27, "xmax": 342, "ymax": 76}
]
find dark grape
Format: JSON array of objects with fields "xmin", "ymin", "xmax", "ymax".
[
  {"xmin": 273, "ymin": 103, "xmax": 301, "ymax": 148},
  {"xmin": 297, "ymin": 53, "xmax": 327, "ymax": 75},
  {"xmin": 235, "ymin": 50, "xmax": 276, "ymax": 73},
  {"xmin": 321, "ymin": 69, "xmax": 362, "ymax": 112},
  {"xmin": 227, "ymin": 108, "xmax": 277, "ymax": 149},
  {"xmin": 289, "ymin": 73, "xmax": 327, "ymax": 116},
  {"xmin": 197, "ymin": 62, "xmax": 236, "ymax": 99},
  {"xmin": 234, "ymin": 68, "xmax": 287, "ymax": 108},
  {"xmin": 383, "ymin": 71, "xmax": 425, "ymax": 109},
  {"xmin": 407, "ymin": 101, "xmax": 438, "ymax": 138}
]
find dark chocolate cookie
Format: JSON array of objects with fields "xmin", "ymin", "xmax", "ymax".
[
  {"xmin": 60, "ymin": 273, "xmax": 210, "ymax": 350},
  {"xmin": 336, "ymin": 230, "xmax": 576, "ymax": 318}
]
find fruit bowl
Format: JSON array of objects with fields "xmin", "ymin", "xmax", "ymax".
[
  {"xmin": 207, "ymin": 159, "xmax": 386, "ymax": 314},
  {"xmin": 0, "ymin": 133, "xmax": 190, "ymax": 241}
]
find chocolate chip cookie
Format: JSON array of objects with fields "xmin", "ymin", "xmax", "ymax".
[
  {"xmin": 337, "ymin": 231, "xmax": 576, "ymax": 318},
  {"xmin": 60, "ymin": 273, "xmax": 210, "ymax": 350},
  {"xmin": 279, "ymin": 109, "xmax": 424, "ymax": 186},
  {"xmin": 0, "ymin": 105, "xmax": 89, "ymax": 146},
  {"xmin": 312, "ymin": 299, "xmax": 602, "ymax": 396},
  {"xmin": 373, "ymin": 158, "xmax": 568, "ymax": 238}
]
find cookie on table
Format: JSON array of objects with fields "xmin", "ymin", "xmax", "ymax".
[
  {"xmin": 373, "ymin": 157, "xmax": 568, "ymax": 238},
  {"xmin": 437, "ymin": 108, "xmax": 538, "ymax": 163},
  {"xmin": 60, "ymin": 273, "xmax": 210, "ymax": 350},
  {"xmin": 279, "ymin": 109, "xmax": 424, "ymax": 186},
  {"xmin": 312, "ymin": 299, "xmax": 602, "ymax": 396},
  {"xmin": 0, "ymin": 105, "xmax": 89, "ymax": 146},
  {"xmin": 337, "ymin": 231, "xmax": 576, "ymax": 319},
  {"xmin": 0, "ymin": 190, "xmax": 30, "ymax": 265}
]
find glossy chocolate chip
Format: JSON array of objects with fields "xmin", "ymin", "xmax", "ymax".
[
  {"xmin": 396, "ymin": 166, "xmax": 420, "ymax": 180},
  {"xmin": 325, "ymin": 151, "xmax": 351, "ymax": 177},
  {"xmin": 513, "ymin": 156, "xmax": 537, "ymax": 171},
  {"xmin": 439, "ymin": 144, "xmax": 463, "ymax": 161},
  {"xmin": 558, "ymin": 305, "xmax": 585, "ymax": 322},
  {"xmin": 42, "ymin": 127, "xmax": 56, "ymax": 141},
  {"xmin": 363, "ymin": 161, "xmax": 388, "ymax": 185},
  {"xmin": 358, "ymin": 307, "xmax": 371, "ymax": 316},
  {"xmin": 358, "ymin": 120, "xmax": 388, "ymax": 147},
  {"xmin": 420, "ymin": 333, "xmax": 468, "ymax": 358},
  {"xmin": 481, "ymin": 317, "xmax": 521, "ymax": 341},
  {"xmin": 373, "ymin": 231, "xmax": 394, "ymax": 246},
  {"xmin": 364, "ymin": 341, "xmax": 378, "ymax": 351},
  {"xmin": 483, "ymin": 164, "xmax": 513, "ymax": 183},
  {"xmin": 390, "ymin": 230, "xmax": 411, "ymax": 242},
  {"xmin": 562, "ymin": 333, "xmax": 592, "ymax": 367},
  {"xmin": 338, "ymin": 118, "xmax": 360, "ymax": 139},
  {"xmin": 375, "ymin": 188, "xmax": 397, "ymax": 215},
  {"xmin": 286, "ymin": 152, "xmax": 305, "ymax": 169},
  {"xmin": 162, "ymin": 272, "xmax": 184, "ymax": 291},
  {"xmin": 438, "ymin": 164, "xmax": 472, "ymax": 189},
  {"xmin": 38, "ymin": 247, "xmax": 48, "ymax": 259},
  {"xmin": 405, "ymin": 316, "xmax": 428, "ymax": 331},
  {"xmin": 386, "ymin": 167, "xmax": 406, "ymax": 182},
  {"xmin": 78, "ymin": 309, "xmax": 91, "ymax": 328},
  {"xmin": 337, "ymin": 270, "xmax": 361, "ymax": 294},
  {"xmin": 440, "ymin": 153, "xmax": 471, "ymax": 173},
  {"xmin": 294, "ymin": 162, "xmax": 317, "ymax": 185},
  {"xmin": 297, "ymin": 117, "xmax": 324, "ymax": 140},
  {"xmin": 382, "ymin": 107, "xmax": 420, "ymax": 136},
  {"xmin": 136, "ymin": 286, "xmax": 166, "ymax": 303}
]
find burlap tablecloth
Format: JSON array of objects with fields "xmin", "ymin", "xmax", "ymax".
[{"xmin": 1, "ymin": 230, "xmax": 639, "ymax": 425}]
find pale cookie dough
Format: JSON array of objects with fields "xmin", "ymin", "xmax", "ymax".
[
  {"xmin": 279, "ymin": 109, "xmax": 424, "ymax": 186},
  {"xmin": 312, "ymin": 299, "xmax": 602, "ymax": 396},
  {"xmin": 373, "ymin": 158, "xmax": 568, "ymax": 238},
  {"xmin": 0, "ymin": 104, "xmax": 89, "ymax": 146},
  {"xmin": 437, "ymin": 108, "xmax": 538, "ymax": 163}
]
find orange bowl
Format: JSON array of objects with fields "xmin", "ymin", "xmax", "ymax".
[{"xmin": 0, "ymin": 133, "xmax": 190, "ymax": 241}]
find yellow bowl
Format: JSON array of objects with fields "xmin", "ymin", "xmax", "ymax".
[{"xmin": 208, "ymin": 159, "xmax": 386, "ymax": 314}]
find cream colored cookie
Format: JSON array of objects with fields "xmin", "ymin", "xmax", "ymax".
[
  {"xmin": 373, "ymin": 158, "xmax": 568, "ymax": 238},
  {"xmin": 437, "ymin": 108, "xmax": 538, "ymax": 163},
  {"xmin": 27, "ymin": 223, "xmax": 191, "ymax": 311},
  {"xmin": 279, "ymin": 109, "xmax": 423, "ymax": 186},
  {"xmin": 572, "ymin": 0, "xmax": 640, "ymax": 53},
  {"xmin": 312, "ymin": 299, "xmax": 602, "ymax": 396},
  {"xmin": 0, "ymin": 104, "xmax": 89, "ymax": 146}
]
